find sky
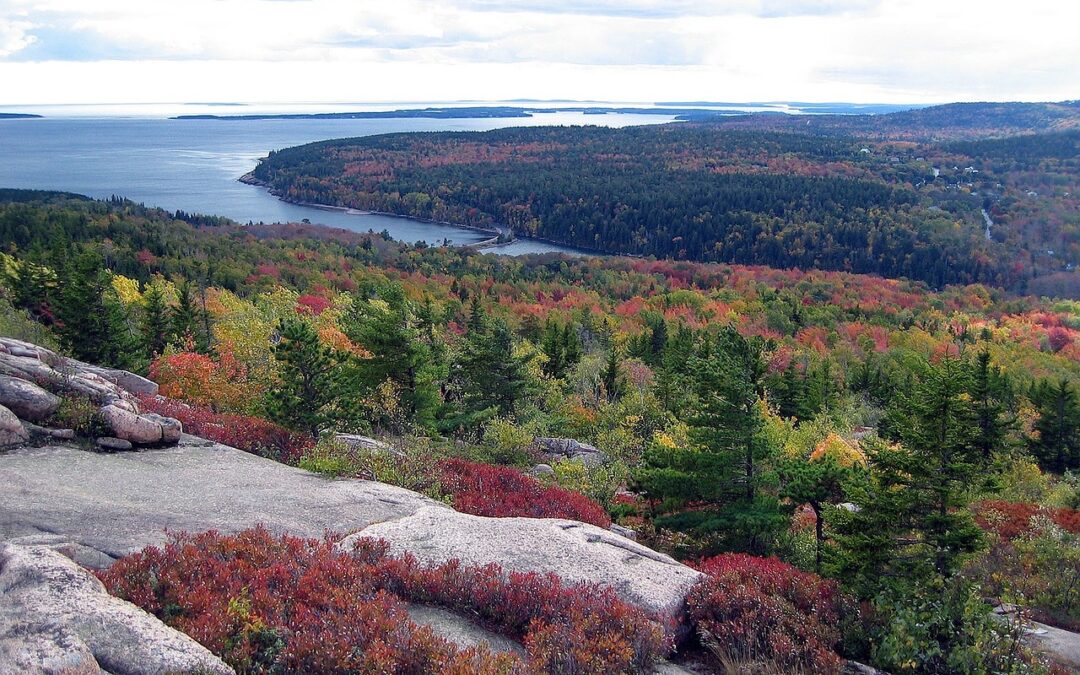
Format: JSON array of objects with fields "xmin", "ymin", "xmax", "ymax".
[{"xmin": 0, "ymin": 0, "xmax": 1077, "ymax": 106}]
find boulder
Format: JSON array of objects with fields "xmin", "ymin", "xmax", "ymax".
[
  {"xmin": 0, "ymin": 405, "xmax": 28, "ymax": 448},
  {"xmin": 0, "ymin": 542, "xmax": 231, "ymax": 675},
  {"xmin": 142, "ymin": 413, "xmax": 183, "ymax": 444},
  {"xmin": 96, "ymin": 437, "xmax": 134, "ymax": 452},
  {"xmin": 339, "ymin": 506, "xmax": 703, "ymax": 631},
  {"xmin": 534, "ymin": 436, "xmax": 607, "ymax": 467},
  {"xmin": 99, "ymin": 404, "xmax": 174, "ymax": 445},
  {"xmin": 0, "ymin": 376, "xmax": 60, "ymax": 423},
  {"xmin": 74, "ymin": 363, "xmax": 158, "ymax": 397},
  {"xmin": 610, "ymin": 523, "xmax": 638, "ymax": 541},
  {"xmin": 530, "ymin": 463, "xmax": 555, "ymax": 478}
]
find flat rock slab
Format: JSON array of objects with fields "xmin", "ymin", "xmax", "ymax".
[
  {"xmin": 406, "ymin": 604, "xmax": 524, "ymax": 657},
  {"xmin": 341, "ymin": 506, "xmax": 703, "ymax": 631},
  {"xmin": 0, "ymin": 436, "xmax": 445, "ymax": 567},
  {"xmin": 0, "ymin": 542, "xmax": 232, "ymax": 675}
]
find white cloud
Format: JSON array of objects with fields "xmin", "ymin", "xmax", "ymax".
[
  {"xmin": 0, "ymin": 0, "xmax": 1076, "ymax": 104},
  {"xmin": 0, "ymin": 17, "xmax": 35, "ymax": 57}
]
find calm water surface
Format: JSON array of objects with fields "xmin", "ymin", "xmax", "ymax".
[{"xmin": 0, "ymin": 110, "xmax": 674, "ymax": 254}]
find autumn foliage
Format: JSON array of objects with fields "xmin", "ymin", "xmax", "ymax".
[
  {"xmin": 972, "ymin": 499, "xmax": 1080, "ymax": 541},
  {"xmin": 687, "ymin": 553, "xmax": 848, "ymax": 673},
  {"xmin": 438, "ymin": 458, "xmax": 611, "ymax": 528},
  {"xmin": 99, "ymin": 528, "xmax": 668, "ymax": 674},
  {"xmin": 139, "ymin": 395, "xmax": 314, "ymax": 465}
]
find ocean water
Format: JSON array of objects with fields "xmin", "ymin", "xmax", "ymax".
[{"xmin": 0, "ymin": 107, "xmax": 676, "ymax": 253}]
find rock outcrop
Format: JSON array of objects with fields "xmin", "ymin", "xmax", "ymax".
[
  {"xmin": 0, "ymin": 404, "xmax": 28, "ymax": 448},
  {"xmin": 0, "ymin": 542, "xmax": 231, "ymax": 675},
  {"xmin": 533, "ymin": 436, "xmax": 607, "ymax": 467},
  {"xmin": 339, "ymin": 506, "xmax": 703, "ymax": 630},
  {"xmin": 0, "ymin": 437, "xmax": 446, "ymax": 565},
  {"xmin": 0, "ymin": 337, "xmax": 180, "ymax": 450}
]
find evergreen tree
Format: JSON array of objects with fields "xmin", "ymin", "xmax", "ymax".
[
  {"xmin": 635, "ymin": 327, "xmax": 785, "ymax": 554},
  {"xmin": 969, "ymin": 350, "xmax": 1012, "ymax": 461},
  {"xmin": 601, "ymin": 342, "xmax": 623, "ymax": 402},
  {"xmin": 266, "ymin": 317, "xmax": 352, "ymax": 439},
  {"xmin": 141, "ymin": 283, "xmax": 171, "ymax": 358},
  {"xmin": 344, "ymin": 282, "xmax": 439, "ymax": 429},
  {"xmin": 171, "ymin": 279, "xmax": 207, "ymax": 351},
  {"xmin": 446, "ymin": 314, "xmax": 531, "ymax": 431},
  {"xmin": 780, "ymin": 453, "xmax": 854, "ymax": 572},
  {"xmin": 1030, "ymin": 378, "xmax": 1080, "ymax": 473},
  {"xmin": 53, "ymin": 250, "xmax": 126, "ymax": 366},
  {"xmin": 834, "ymin": 357, "xmax": 987, "ymax": 596}
]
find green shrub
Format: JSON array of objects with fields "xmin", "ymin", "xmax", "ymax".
[
  {"xmin": 48, "ymin": 395, "xmax": 108, "ymax": 439},
  {"xmin": 0, "ymin": 295, "xmax": 60, "ymax": 351}
]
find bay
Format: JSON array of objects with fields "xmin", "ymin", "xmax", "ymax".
[{"xmin": 0, "ymin": 108, "xmax": 675, "ymax": 254}]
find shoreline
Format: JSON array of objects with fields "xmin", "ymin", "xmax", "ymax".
[
  {"xmin": 240, "ymin": 171, "xmax": 505, "ymax": 244},
  {"xmin": 238, "ymin": 171, "xmax": 608, "ymax": 256}
]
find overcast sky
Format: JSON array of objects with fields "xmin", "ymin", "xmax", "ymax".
[{"xmin": 0, "ymin": 0, "xmax": 1076, "ymax": 106}]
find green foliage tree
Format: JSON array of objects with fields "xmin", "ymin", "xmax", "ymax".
[
  {"xmin": 444, "ymin": 310, "xmax": 531, "ymax": 433},
  {"xmin": 141, "ymin": 283, "xmax": 171, "ymax": 358},
  {"xmin": 344, "ymin": 282, "xmax": 439, "ymax": 429},
  {"xmin": 1029, "ymin": 378, "xmax": 1080, "ymax": 473},
  {"xmin": 266, "ymin": 317, "xmax": 353, "ymax": 439},
  {"xmin": 635, "ymin": 327, "xmax": 785, "ymax": 554}
]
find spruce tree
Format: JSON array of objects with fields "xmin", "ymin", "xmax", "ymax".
[
  {"xmin": 834, "ymin": 357, "xmax": 987, "ymax": 595},
  {"xmin": 601, "ymin": 342, "xmax": 623, "ymax": 402},
  {"xmin": 635, "ymin": 327, "xmax": 785, "ymax": 554},
  {"xmin": 141, "ymin": 283, "xmax": 171, "ymax": 358},
  {"xmin": 344, "ymin": 282, "xmax": 438, "ymax": 429},
  {"xmin": 53, "ymin": 250, "xmax": 120, "ymax": 366},
  {"xmin": 266, "ymin": 317, "xmax": 352, "ymax": 439},
  {"xmin": 1030, "ymin": 378, "xmax": 1080, "ymax": 473}
]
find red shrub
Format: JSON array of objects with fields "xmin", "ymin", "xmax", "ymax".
[
  {"xmin": 973, "ymin": 500, "xmax": 1080, "ymax": 541},
  {"xmin": 688, "ymin": 553, "xmax": 847, "ymax": 673},
  {"xmin": 438, "ymin": 458, "xmax": 611, "ymax": 527},
  {"xmin": 100, "ymin": 528, "xmax": 668, "ymax": 674},
  {"xmin": 140, "ymin": 395, "xmax": 314, "ymax": 465}
]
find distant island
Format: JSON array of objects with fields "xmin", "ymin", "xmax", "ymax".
[
  {"xmin": 0, "ymin": 113, "xmax": 42, "ymax": 119},
  {"xmin": 172, "ymin": 105, "xmax": 738, "ymax": 121}
]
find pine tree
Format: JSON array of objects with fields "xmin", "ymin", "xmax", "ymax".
[
  {"xmin": 969, "ymin": 350, "xmax": 1011, "ymax": 461},
  {"xmin": 635, "ymin": 327, "xmax": 785, "ymax": 554},
  {"xmin": 834, "ymin": 357, "xmax": 987, "ymax": 596},
  {"xmin": 601, "ymin": 342, "xmax": 623, "ymax": 402},
  {"xmin": 171, "ymin": 279, "xmax": 206, "ymax": 350},
  {"xmin": 1030, "ymin": 378, "xmax": 1080, "ymax": 473},
  {"xmin": 344, "ymin": 282, "xmax": 438, "ymax": 429},
  {"xmin": 53, "ymin": 250, "xmax": 121, "ymax": 366},
  {"xmin": 447, "ymin": 314, "xmax": 532, "ymax": 431},
  {"xmin": 266, "ymin": 317, "xmax": 352, "ymax": 439},
  {"xmin": 141, "ymin": 283, "xmax": 171, "ymax": 358}
]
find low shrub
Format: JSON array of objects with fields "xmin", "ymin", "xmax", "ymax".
[
  {"xmin": 139, "ymin": 395, "xmax": 313, "ymax": 464},
  {"xmin": 973, "ymin": 500, "xmax": 1080, "ymax": 540},
  {"xmin": 299, "ymin": 435, "xmax": 448, "ymax": 501},
  {"xmin": 439, "ymin": 458, "xmax": 612, "ymax": 528},
  {"xmin": 687, "ymin": 553, "xmax": 848, "ymax": 674},
  {"xmin": 100, "ymin": 528, "xmax": 669, "ymax": 674},
  {"xmin": 47, "ymin": 394, "xmax": 108, "ymax": 439},
  {"xmin": 968, "ymin": 502, "xmax": 1080, "ymax": 631}
]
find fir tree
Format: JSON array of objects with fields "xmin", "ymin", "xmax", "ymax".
[
  {"xmin": 601, "ymin": 342, "xmax": 623, "ymax": 402},
  {"xmin": 1029, "ymin": 378, "xmax": 1080, "ymax": 473},
  {"xmin": 141, "ymin": 283, "xmax": 171, "ymax": 358},
  {"xmin": 834, "ymin": 357, "xmax": 987, "ymax": 596},
  {"xmin": 635, "ymin": 327, "xmax": 785, "ymax": 554},
  {"xmin": 266, "ymin": 317, "xmax": 352, "ymax": 439}
]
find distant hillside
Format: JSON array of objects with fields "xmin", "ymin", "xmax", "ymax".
[
  {"xmin": 706, "ymin": 101, "xmax": 1080, "ymax": 140},
  {"xmin": 0, "ymin": 113, "xmax": 42, "ymax": 119},
  {"xmin": 250, "ymin": 107, "xmax": 1079, "ymax": 289}
]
